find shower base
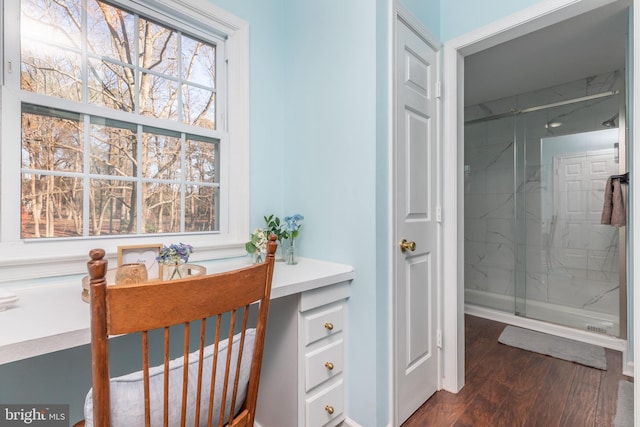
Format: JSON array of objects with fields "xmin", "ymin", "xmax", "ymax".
[{"xmin": 465, "ymin": 288, "xmax": 621, "ymax": 339}]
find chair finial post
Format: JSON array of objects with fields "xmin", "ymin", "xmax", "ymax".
[
  {"xmin": 88, "ymin": 249, "xmax": 108, "ymax": 285},
  {"xmin": 266, "ymin": 234, "xmax": 277, "ymax": 259}
]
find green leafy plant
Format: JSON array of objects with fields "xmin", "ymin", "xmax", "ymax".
[
  {"xmin": 245, "ymin": 228, "xmax": 268, "ymax": 255},
  {"xmin": 263, "ymin": 214, "xmax": 287, "ymax": 242}
]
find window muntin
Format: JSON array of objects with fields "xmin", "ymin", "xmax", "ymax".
[
  {"xmin": 20, "ymin": 107, "xmax": 220, "ymax": 239},
  {"xmin": 17, "ymin": 0, "xmax": 221, "ymax": 240},
  {"xmin": 21, "ymin": 0, "xmax": 217, "ymax": 127}
]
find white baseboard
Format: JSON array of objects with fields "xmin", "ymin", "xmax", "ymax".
[
  {"xmin": 340, "ymin": 417, "xmax": 364, "ymax": 427},
  {"xmin": 624, "ymin": 360, "xmax": 634, "ymax": 377}
]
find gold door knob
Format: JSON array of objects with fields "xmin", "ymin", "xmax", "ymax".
[
  {"xmin": 325, "ymin": 361, "xmax": 334, "ymax": 370},
  {"xmin": 324, "ymin": 322, "xmax": 334, "ymax": 330},
  {"xmin": 400, "ymin": 239, "xmax": 416, "ymax": 252},
  {"xmin": 325, "ymin": 405, "xmax": 334, "ymax": 415}
]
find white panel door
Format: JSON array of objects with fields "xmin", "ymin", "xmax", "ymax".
[
  {"xmin": 553, "ymin": 149, "xmax": 617, "ymax": 263},
  {"xmin": 394, "ymin": 15, "xmax": 439, "ymax": 425}
]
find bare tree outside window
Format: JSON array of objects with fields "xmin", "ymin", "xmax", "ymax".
[{"xmin": 19, "ymin": 0, "xmax": 219, "ymax": 239}]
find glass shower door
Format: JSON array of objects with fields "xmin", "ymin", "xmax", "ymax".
[
  {"xmin": 464, "ymin": 113, "xmax": 518, "ymax": 313},
  {"xmin": 515, "ymin": 102, "xmax": 622, "ymax": 336}
]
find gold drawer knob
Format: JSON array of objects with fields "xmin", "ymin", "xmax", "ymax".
[
  {"xmin": 325, "ymin": 361, "xmax": 334, "ymax": 370},
  {"xmin": 325, "ymin": 405, "xmax": 334, "ymax": 415},
  {"xmin": 324, "ymin": 322, "xmax": 334, "ymax": 330}
]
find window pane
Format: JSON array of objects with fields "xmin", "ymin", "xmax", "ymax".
[
  {"xmin": 138, "ymin": 18, "xmax": 177, "ymax": 77},
  {"xmin": 182, "ymin": 85, "xmax": 216, "ymax": 129},
  {"xmin": 90, "ymin": 120, "xmax": 137, "ymax": 177},
  {"xmin": 185, "ymin": 137, "xmax": 218, "ymax": 183},
  {"xmin": 86, "ymin": 0, "xmax": 135, "ymax": 63},
  {"xmin": 21, "ymin": 0, "xmax": 82, "ymax": 49},
  {"xmin": 21, "ymin": 0, "xmax": 83, "ymax": 100},
  {"xmin": 140, "ymin": 73, "xmax": 178, "ymax": 119},
  {"xmin": 185, "ymin": 185, "xmax": 218, "ymax": 232},
  {"xmin": 182, "ymin": 35, "xmax": 216, "ymax": 88},
  {"xmin": 21, "ymin": 45, "xmax": 83, "ymax": 101},
  {"xmin": 142, "ymin": 182, "xmax": 181, "ymax": 234},
  {"xmin": 144, "ymin": 131, "xmax": 181, "ymax": 180},
  {"xmin": 21, "ymin": 174, "xmax": 83, "ymax": 239},
  {"xmin": 90, "ymin": 178, "xmax": 136, "ymax": 235},
  {"xmin": 88, "ymin": 60, "xmax": 135, "ymax": 112},
  {"xmin": 22, "ymin": 110, "xmax": 82, "ymax": 173}
]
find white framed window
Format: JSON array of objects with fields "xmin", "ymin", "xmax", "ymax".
[{"xmin": 0, "ymin": 0, "xmax": 249, "ymax": 281}]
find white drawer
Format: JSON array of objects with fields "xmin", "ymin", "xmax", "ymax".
[
  {"xmin": 305, "ymin": 339, "xmax": 343, "ymax": 392},
  {"xmin": 305, "ymin": 379, "xmax": 344, "ymax": 427},
  {"xmin": 303, "ymin": 305, "xmax": 343, "ymax": 346},
  {"xmin": 300, "ymin": 282, "xmax": 350, "ymax": 312}
]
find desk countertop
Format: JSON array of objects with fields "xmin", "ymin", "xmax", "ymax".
[{"xmin": 0, "ymin": 257, "xmax": 354, "ymax": 365}]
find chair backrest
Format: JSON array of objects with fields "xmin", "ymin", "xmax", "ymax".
[{"xmin": 85, "ymin": 236, "xmax": 276, "ymax": 427}]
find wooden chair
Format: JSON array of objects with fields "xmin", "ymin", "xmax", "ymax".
[{"xmin": 74, "ymin": 236, "xmax": 276, "ymax": 427}]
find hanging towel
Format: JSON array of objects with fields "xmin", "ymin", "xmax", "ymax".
[
  {"xmin": 601, "ymin": 177, "xmax": 613, "ymax": 225},
  {"xmin": 601, "ymin": 177, "xmax": 626, "ymax": 227},
  {"xmin": 611, "ymin": 178, "xmax": 626, "ymax": 226}
]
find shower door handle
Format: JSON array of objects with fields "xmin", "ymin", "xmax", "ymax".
[{"xmin": 400, "ymin": 239, "xmax": 416, "ymax": 252}]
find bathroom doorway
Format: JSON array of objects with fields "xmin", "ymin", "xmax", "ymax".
[{"xmin": 463, "ymin": 74, "xmax": 627, "ymax": 338}]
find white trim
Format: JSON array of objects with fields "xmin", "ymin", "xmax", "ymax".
[
  {"xmin": 341, "ymin": 417, "xmax": 365, "ymax": 427},
  {"xmin": 386, "ymin": 0, "xmax": 395, "ymax": 425},
  {"xmin": 624, "ymin": 360, "xmax": 634, "ymax": 378},
  {"xmin": 442, "ymin": 0, "xmax": 634, "ymax": 399},
  {"xmin": 632, "ymin": 0, "xmax": 640, "ymax": 422},
  {"xmin": 441, "ymin": 44, "xmax": 464, "ymax": 393}
]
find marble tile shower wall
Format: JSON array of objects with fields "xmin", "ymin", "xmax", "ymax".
[{"xmin": 464, "ymin": 70, "xmax": 623, "ymax": 318}]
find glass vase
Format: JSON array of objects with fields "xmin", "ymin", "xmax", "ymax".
[
  {"xmin": 253, "ymin": 252, "xmax": 265, "ymax": 264},
  {"xmin": 276, "ymin": 239, "xmax": 285, "ymax": 262},
  {"xmin": 285, "ymin": 238, "xmax": 297, "ymax": 265},
  {"xmin": 162, "ymin": 261, "xmax": 187, "ymax": 280}
]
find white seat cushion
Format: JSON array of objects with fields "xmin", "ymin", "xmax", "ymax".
[{"xmin": 84, "ymin": 328, "xmax": 255, "ymax": 427}]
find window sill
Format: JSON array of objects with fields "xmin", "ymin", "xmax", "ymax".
[{"xmin": 0, "ymin": 257, "xmax": 354, "ymax": 365}]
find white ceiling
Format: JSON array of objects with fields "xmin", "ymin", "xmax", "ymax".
[{"xmin": 464, "ymin": 2, "xmax": 630, "ymax": 106}]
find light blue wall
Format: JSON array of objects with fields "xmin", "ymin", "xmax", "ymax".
[
  {"xmin": 207, "ymin": 0, "xmax": 288, "ymax": 222},
  {"xmin": 278, "ymin": 1, "xmax": 379, "ymax": 424},
  {"xmin": 195, "ymin": 0, "xmax": 383, "ymax": 424},
  {"xmin": 399, "ymin": 0, "xmax": 440, "ymax": 36},
  {"xmin": 441, "ymin": 0, "xmax": 540, "ymax": 40}
]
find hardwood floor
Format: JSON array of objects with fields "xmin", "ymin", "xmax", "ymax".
[{"xmin": 402, "ymin": 315, "xmax": 632, "ymax": 427}]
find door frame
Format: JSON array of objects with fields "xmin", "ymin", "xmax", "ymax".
[
  {"xmin": 390, "ymin": 2, "xmax": 443, "ymax": 425},
  {"xmin": 441, "ymin": 0, "xmax": 637, "ymax": 406}
]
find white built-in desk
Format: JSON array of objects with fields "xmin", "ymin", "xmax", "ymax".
[{"xmin": 0, "ymin": 257, "xmax": 354, "ymax": 427}]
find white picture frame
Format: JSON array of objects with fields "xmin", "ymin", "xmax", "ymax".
[{"xmin": 117, "ymin": 244, "xmax": 162, "ymax": 280}]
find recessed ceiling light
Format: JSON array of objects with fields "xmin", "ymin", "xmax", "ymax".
[{"xmin": 545, "ymin": 120, "xmax": 562, "ymax": 129}]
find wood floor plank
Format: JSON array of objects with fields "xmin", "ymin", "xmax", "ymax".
[
  {"xmin": 488, "ymin": 351, "xmax": 552, "ymax": 427},
  {"xmin": 523, "ymin": 358, "xmax": 577, "ymax": 427},
  {"xmin": 452, "ymin": 379, "xmax": 511, "ymax": 427},
  {"xmin": 559, "ymin": 365, "xmax": 601, "ymax": 426},
  {"xmin": 402, "ymin": 315, "xmax": 633, "ymax": 427},
  {"xmin": 596, "ymin": 349, "xmax": 626, "ymax": 426},
  {"xmin": 401, "ymin": 390, "xmax": 467, "ymax": 427}
]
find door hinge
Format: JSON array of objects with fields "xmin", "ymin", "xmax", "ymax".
[
  {"xmin": 437, "ymin": 329, "xmax": 442, "ymax": 348},
  {"xmin": 435, "ymin": 81, "xmax": 442, "ymax": 99},
  {"xmin": 436, "ymin": 206, "xmax": 442, "ymax": 223}
]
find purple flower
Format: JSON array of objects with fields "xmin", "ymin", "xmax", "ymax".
[{"xmin": 157, "ymin": 243, "xmax": 193, "ymax": 264}]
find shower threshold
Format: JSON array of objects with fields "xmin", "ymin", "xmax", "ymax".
[{"xmin": 465, "ymin": 288, "xmax": 620, "ymax": 338}]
